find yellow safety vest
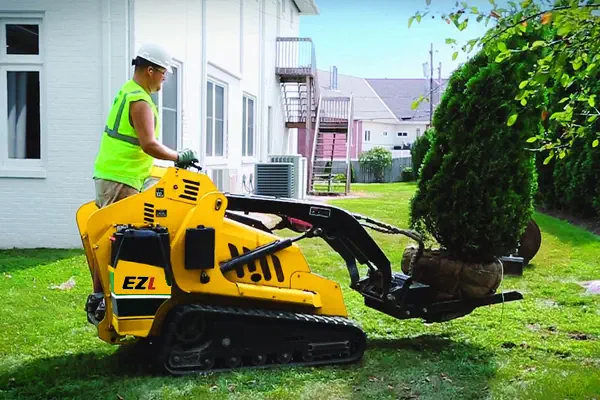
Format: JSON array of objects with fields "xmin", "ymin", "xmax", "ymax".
[{"xmin": 93, "ymin": 79, "xmax": 160, "ymax": 191}]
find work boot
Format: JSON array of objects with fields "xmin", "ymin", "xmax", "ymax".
[
  {"xmin": 85, "ymin": 293, "xmax": 103, "ymax": 314},
  {"xmin": 94, "ymin": 298, "xmax": 106, "ymax": 322}
]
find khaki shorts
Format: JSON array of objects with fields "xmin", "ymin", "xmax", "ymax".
[
  {"xmin": 94, "ymin": 178, "xmax": 159, "ymax": 208},
  {"xmin": 94, "ymin": 179, "xmax": 139, "ymax": 208}
]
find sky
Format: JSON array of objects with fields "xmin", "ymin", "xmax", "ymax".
[{"xmin": 299, "ymin": 0, "xmax": 500, "ymax": 79}]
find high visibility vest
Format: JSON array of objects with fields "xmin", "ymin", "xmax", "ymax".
[{"xmin": 93, "ymin": 79, "xmax": 160, "ymax": 191}]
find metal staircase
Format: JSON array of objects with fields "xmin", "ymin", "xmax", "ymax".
[
  {"xmin": 309, "ymin": 96, "xmax": 353, "ymax": 195},
  {"xmin": 275, "ymin": 37, "xmax": 353, "ymax": 196}
]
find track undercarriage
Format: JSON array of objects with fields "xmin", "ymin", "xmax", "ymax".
[{"xmin": 158, "ymin": 305, "xmax": 366, "ymax": 374}]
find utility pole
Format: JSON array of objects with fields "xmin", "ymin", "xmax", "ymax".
[
  {"xmin": 429, "ymin": 43, "xmax": 433, "ymax": 126},
  {"xmin": 437, "ymin": 61, "xmax": 442, "ymax": 109}
]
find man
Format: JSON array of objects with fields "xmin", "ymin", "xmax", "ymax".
[{"xmin": 86, "ymin": 43, "xmax": 198, "ymax": 323}]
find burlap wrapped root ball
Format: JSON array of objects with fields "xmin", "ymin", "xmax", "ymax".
[{"xmin": 401, "ymin": 244, "xmax": 502, "ymax": 298}]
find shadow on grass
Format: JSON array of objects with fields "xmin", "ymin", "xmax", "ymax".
[
  {"xmin": 342, "ymin": 333, "xmax": 498, "ymax": 399},
  {"xmin": 0, "ymin": 248, "xmax": 83, "ymax": 274},
  {"xmin": 1, "ymin": 334, "xmax": 497, "ymax": 400},
  {"xmin": 0, "ymin": 341, "xmax": 166, "ymax": 400}
]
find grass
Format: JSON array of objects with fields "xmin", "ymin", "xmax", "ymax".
[{"xmin": 1, "ymin": 182, "xmax": 600, "ymax": 400}]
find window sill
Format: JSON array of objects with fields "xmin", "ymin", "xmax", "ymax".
[
  {"xmin": 204, "ymin": 157, "xmax": 229, "ymax": 167},
  {"xmin": 241, "ymin": 156, "xmax": 258, "ymax": 164},
  {"xmin": 0, "ymin": 168, "xmax": 47, "ymax": 179}
]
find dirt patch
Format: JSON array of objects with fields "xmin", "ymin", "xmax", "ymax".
[
  {"xmin": 568, "ymin": 332, "xmax": 596, "ymax": 341},
  {"xmin": 537, "ymin": 206, "xmax": 600, "ymax": 236}
]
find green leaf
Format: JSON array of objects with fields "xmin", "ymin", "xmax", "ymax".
[
  {"xmin": 459, "ymin": 19, "xmax": 468, "ymax": 31},
  {"xmin": 531, "ymin": 40, "xmax": 545, "ymax": 49},
  {"xmin": 488, "ymin": 0, "xmax": 495, "ymax": 4},
  {"xmin": 452, "ymin": 51, "xmax": 458, "ymax": 60},
  {"xmin": 589, "ymin": 115, "xmax": 599, "ymax": 123},
  {"xmin": 589, "ymin": 95, "xmax": 596, "ymax": 108},
  {"xmin": 497, "ymin": 52, "xmax": 511, "ymax": 63},
  {"xmin": 521, "ymin": 98, "xmax": 527, "ymax": 106},
  {"xmin": 408, "ymin": 16, "xmax": 415, "ymax": 28},
  {"xmin": 519, "ymin": 80, "xmax": 528, "ymax": 89},
  {"xmin": 559, "ymin": 97, "xmax": 570, "ymax": 104},
  {"xmin": 559, "ymin": 150, "xmax": 566, "ymax": 159},
  {"xmin": 543, "ymin": 153, "xmax": 554, "ymax": 165},
  {"xmin": 446, "ymin": 38, "xmax": 457, "ymax": 44},
  {"xmin": 520, "ymin": 0, "xmax": 532, "ymax": 7},
  {"xmin": 416, "ymin": 13, "xmax": 422, "ymax": 23},
  {"xmin": 507, "ymin": 113, "xmax": 518, "ymax": 126},
  {"xmin": 477, "ymin": 14, "xmax": 484, "ymax": 22},
  {"xmin": 526, "ymin": 136, "xmax": 538, "ymax": 143},
  {"xmin": 572, "ymin": 58, "xmax": 583, "ymax": 71},
  {"xmin": 586, "ymin": 63, "xmax": 597, "ymax": 73},
  {"xmin": 557, "ymin": 25, "xmax": 571, "ymax": 36},
  {"xmin": 471, "ymin": 6, "xmax": 479, "ymax": 13},
  {"xmin": 497, "ymin": 42, "xmax": 507, "ymax": 52},
  {"xmin": 593, "ymin": 139, "xmax": 599, "ymax": 148},
  {"xmin": 560, "ymin": 73, "xmax": 570, "ymax": 87}
]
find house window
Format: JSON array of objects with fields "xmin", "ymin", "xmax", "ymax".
[
  {"xmin": 383, "ymin": 131, "xmax": 388, "ymax": 136},
  {"xmin": 242, "ymin": 94, "xmax": 255, "ymax": 157},
  {"xmin": 364, "ymin": 130, "xmax": 371, "ymax": 142},
  {"xmin": 151, "ymin": 61, "xmax": 182, "ymax": 150},
  {"xmin": 0, "ymin": 18, "xmax": 44, "ymax": 172},
  {"xmin": 397, "ymin": 132, "xmax": 408, "ymax": 137},
  {"xmin": 416, "ymin": 128, "xmax": 421, "ymax": 137},
  {"xmin": 206, "ymin": 79, "xmax": 226, "ymax": 157}
]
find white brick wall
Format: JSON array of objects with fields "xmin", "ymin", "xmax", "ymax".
[
  {"xmin": 0, "ymin": 0, "xmax": 305, "ymax": 248},
  {"xmin": 0, "ymin": 0, "xmax": 129, "ymax": 248}
]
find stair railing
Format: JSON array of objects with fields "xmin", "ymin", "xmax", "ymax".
[{"xmin": 308, "ymin": 93, "xmax": 323, "ymax": 192}]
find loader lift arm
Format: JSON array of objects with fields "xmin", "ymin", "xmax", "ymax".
[
  {"xmin": 224, "ymin": 194, "xmax": 523, "ymax": 323},
  {"xmin": 225, "ymin": 194, "xmax": 399, "ymax": 294}
]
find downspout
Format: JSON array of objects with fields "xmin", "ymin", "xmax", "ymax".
[
  {"xmin": 101, "ymin": 0, "xmax": 112, "ymax": 118},
  {"xmin": 259, "ymin": 0, "xmax": 265, "ymax": 161},
  {"xmin": 200, "ymin": 0, "xmax": 207, "ymax": 166}
]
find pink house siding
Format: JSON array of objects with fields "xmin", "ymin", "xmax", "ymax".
[{"xmin": 297, "ymin": 119, "xmax": 362, "ymax": 161}]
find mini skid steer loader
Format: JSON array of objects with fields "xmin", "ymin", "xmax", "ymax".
[{"xmin": 76, "ymin": 164, "xmax": 523, "ymax": 374}]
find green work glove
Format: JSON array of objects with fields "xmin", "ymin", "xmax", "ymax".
[{"xmin": 175, "ymin": 148, "xmax": 199, "ymax": 169}]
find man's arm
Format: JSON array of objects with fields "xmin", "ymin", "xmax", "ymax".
[{"xmin": 130, "ymin": 100, "xmax": 178, "ymax": 161}]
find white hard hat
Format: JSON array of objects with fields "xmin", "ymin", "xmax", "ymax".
[{"xmin": 134, "ymin": 43, "xmax": 172, "ymax": 73}]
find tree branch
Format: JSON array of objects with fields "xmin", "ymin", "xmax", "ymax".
[{"xmin": 481, "ymin": 3, "xmax": 600, "ymax": 45}]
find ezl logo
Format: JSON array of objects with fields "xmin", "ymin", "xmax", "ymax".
[{"xmin": 122, "ymin": 276, "xmax": 157, "ymax": 290}]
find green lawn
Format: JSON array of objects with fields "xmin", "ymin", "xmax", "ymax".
[{"xmin": 1, "ymin": 182, "xmax": 599, "ymax": 400}]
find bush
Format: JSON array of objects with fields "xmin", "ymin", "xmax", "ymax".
[
  {"xmin": 359, "ymin": 147, "xmax": 392, "ymax": 183},
  {"xmin": 409, "ymin": 51, "xmax": 538, "ymax": 264},
  {"xmin": 550, "ymin": 135, "xmax": 600, "ymax": 218},
  {"xmin": 410, "ymin": 128, "xmax": 434, "ymax": 180},
  {"xmin": 401, "ymin": 167, "xmax": 414, "ymax": 182}
]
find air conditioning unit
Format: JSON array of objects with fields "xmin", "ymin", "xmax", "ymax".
[
  {"xmin": 267, "ymin": 154, "xmax": 307, "ymax": 199},
  {"xmin": 254, "ymin": 162, "xmax": 294, "ymax": 198}
]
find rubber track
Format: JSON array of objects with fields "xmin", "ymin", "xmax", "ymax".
[{"xmin": 162, "ymin": 304, "xmax": 367, "ymax": 375}]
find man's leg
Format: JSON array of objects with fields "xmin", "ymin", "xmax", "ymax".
[{"xmin": 86, "ymin": 179, "xmax": 139, "ymax": 322}]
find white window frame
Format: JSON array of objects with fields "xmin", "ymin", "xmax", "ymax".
[
  {"xmin": 151, "ymin": 60, "xmax": 183, "ymax": 167},
  {"xmin": 205, "ymin": 76, "xmax": 228, "ymax": 162},
  {"xmin": 364, "ymin": 130, "xmax": 371, "ymax": 142},
  {"xmin": 242, "ymin": 92, "xmax": 256, "ymax": 160},
  {"xmin": 0, "ymin": 15, "xmax": 46, "ymax": 178}
]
